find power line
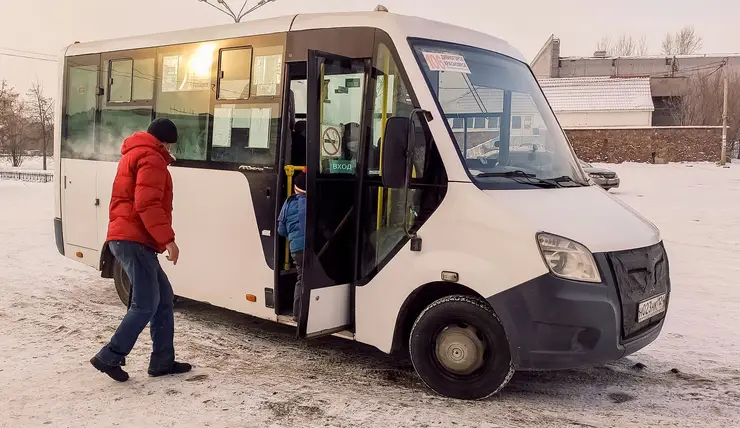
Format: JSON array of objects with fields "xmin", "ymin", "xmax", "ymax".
[
  {"xmin": 0, "ymin": 46, "xmax": 55, "ymax": 58},
  {"xmin": 0, "ymin": 52, "xmax": 57, "ymax": 62},
  {"xmin": 198, "ymin": 0, "xmax": 277, "ymax": 23}
]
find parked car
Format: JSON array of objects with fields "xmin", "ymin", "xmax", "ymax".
[{"xmin": 579, "ymin": 159, "xmax": 620, "ymax": 191}]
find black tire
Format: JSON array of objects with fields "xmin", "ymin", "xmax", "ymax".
[
  {"xmin": 409, "ymin": 295, "xmax": 514, "ymax": 400},
  {"xmin": 112, "ymin": 259, "xmax": 180, "ymax": 307},
  {"xmin": 113, "ymin": 259, "xmax": 132, "ymax": 307}
]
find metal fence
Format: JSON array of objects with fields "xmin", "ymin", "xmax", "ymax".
[{"xmin": 0, "ymin": 170, "xmax": 54, "ymax": 183}]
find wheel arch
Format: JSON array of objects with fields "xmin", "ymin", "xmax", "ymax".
[{"xmin": 389, "ymin": 281, "xmax": 490, "ymax": 356}]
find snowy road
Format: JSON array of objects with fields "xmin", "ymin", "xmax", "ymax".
[{"xmin": 1, "ymin": 163, "xmax": 739, "ymax": 428}]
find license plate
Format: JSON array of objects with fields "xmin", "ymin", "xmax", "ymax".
[{"xmin": 637, "ymin": 293, "xmax": 667, "ymax": 322}]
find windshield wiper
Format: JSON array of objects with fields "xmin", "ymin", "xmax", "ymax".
[
  {"xmin": 475, "ymin": 170, "xmax": 535, "ymax": 179},
  {"xmin": 543, "ymin": 175, "xmax": 587, "ymax": 187},
  {"xmin": 475, "ymin": 170, "xmax": 558, "ymax": 188}
]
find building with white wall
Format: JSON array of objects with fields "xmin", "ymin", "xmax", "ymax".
[
  {"xmin": 539, "ymin": 77, "xmax": 654, "ymax": 128},
  {"xmin": 531, "ymin": 35, "xmax": 740, "ymax": 125}
]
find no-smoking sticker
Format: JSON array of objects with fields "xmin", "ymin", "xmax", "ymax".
[{"xmin": 322, "ymin": 127, "xmax": 341, "ymax": 157}]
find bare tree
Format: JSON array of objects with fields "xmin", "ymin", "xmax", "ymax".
[
  {"xmin": 637, "ymin": 35, "xmax": 650, "ymax": 56},
  {"xmin": 668, "ymin": 68, "xmax": 740, "ymax": 160},
  {"xmin": 613, "ymin": 34, "xmax": 637, "ymax": 56},
  {"xmin": 595, "ymin": 34, "xmax": 649, "ymax": 56},
  {"xmin": 596, "ymin": 36, "xmax": 612, "ymax": 54},
  {"xmin": 0, "ymin": 81, "xmax": 29, "ymax": 168},
  {"xmin": 662, "ymin": 26, "xmax": 703, "ymax": 55},
  {"xmin": 27, "ymin": 79, "xmax": 54, "ymax": 170}
]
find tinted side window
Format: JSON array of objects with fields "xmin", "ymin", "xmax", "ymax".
[
  {"xmin": 156, "ymin": 43, "xmax": 215, "ymax": 161},
  {"xmin": 368, "ymin": 43, "xmax": 415, "ymax": 176},
  {"xmin": 62, "ymin": 58, "xmax": 99, "ymax": 159},
  {"xmin": 218, "ymin": 47, "xmax": 252, "ymax": 100},
  {"xmin": 109, "ymin": 59, "xmax": 133, "ymax": 103},
  {"xmin": 211, "ymin": 40, "xmax": 285, "ymax": 165},
  {"xmin": 359, "ymin": 39, "xmax": 448, "ymax": 280},
  {"xmin": 100, "ymin": 51, "xmax": 156, "ymax": 159}
]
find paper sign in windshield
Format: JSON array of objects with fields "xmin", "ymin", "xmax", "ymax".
[{"xmin": 422, "ymin": 52, "xmax": 471, "ymax": 74}]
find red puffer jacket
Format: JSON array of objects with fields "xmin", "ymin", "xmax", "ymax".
[{"xmin": 106, "ymin": 132, "xmax": 175, "ymax": 253}]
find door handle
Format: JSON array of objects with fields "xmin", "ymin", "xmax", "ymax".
[{"xmin": 94, "ymin": 198, "xmax": 100, "ymax": 206}]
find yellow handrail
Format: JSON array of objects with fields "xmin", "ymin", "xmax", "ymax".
[{"xmin": 377, "ymin": 53, "xmax": 391, "ymax": 231}]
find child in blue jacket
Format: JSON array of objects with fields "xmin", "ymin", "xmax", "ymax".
[{"xmin": 277, "ymin": 172, "xmax": 307, "ymax": 321}]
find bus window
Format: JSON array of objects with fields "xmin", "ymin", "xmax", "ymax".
[
  {"xmin": 210, "ymin": 103, "xmax": 279, "ymax": 164},
  {"xmin": 368, "ymin": 43, "xmax": 415, "ymax": 176},
  {"xmin": 99, "ymin": 52, "xmax": 155, "ymax": 159},
  {"xmin": 211, "ymin": 43, "xmax": 284, "ymax": 165},
  {"xmin": 360, "ymin": 41, "xmax": 447, "ymax": 279},
  {"xmin": 252, "ymin": 45, "xmax": 283, "ymax": 97},
  {"xmin": 109, "ymin": 59, "xmax": 133, "ymax": 103},
  {"xmin": 318, "ymin": 60, "xmax": 365, "ymax": 175},
  {"xmin": 155, "ymin": 42, "xmax": 215, "ymax": 161},
  {"xmin": 218, "ymin": 47, "xmax": 252, "ymax": 100},
  {"xmin": 62, "ymin": 58, "xmax": 99, "ymax": 159}
]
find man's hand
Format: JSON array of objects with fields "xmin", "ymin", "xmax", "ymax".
[{"xmin": 165, "ymin": 241, "xmax": 180, "ymax": 265}]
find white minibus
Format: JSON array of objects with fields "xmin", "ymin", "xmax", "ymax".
[{"xmin": 53, "ymin": 7, "xmax": 670, "ymax": 399}]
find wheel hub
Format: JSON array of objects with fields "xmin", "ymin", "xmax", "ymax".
[{"xmin": 435, "ymin": 324, "xmax": 486, "ymax": 375}]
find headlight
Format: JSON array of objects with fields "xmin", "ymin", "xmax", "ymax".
[
  {"xmin": 537, "ymin": 233, "xmax": 601, "ymax": 283},
  {"xmin": 589, "ymin": 173, "xmax": 603, "ymax": 178}
]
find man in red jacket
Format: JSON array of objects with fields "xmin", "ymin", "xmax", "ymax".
[{"xmin": 90, "ymin": 118, "xmax": 191, "ymax": 382}]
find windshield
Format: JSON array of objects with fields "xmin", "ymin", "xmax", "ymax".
[{"xmin": 411, "ymin": 40, "xmax": 588, "ymax": 189}]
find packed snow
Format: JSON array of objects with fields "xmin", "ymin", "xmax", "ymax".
[{"xmin": 1, "ymin": 163, "xmax": 739, "ymax": 428}]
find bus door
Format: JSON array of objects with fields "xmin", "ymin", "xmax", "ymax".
[{"xmin": 297, "ymin": 50, "xmax": 369, "ymax": 338}]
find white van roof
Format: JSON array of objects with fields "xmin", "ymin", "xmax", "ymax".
[{"xmin": 64, "ymin": 11, "xmax": 526, "ymax": 63}]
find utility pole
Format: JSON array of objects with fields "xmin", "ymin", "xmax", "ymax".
[
  {"xmin": 197, "ymin": 0, "xmax": 277, "ymax": 23},
  {"xmin": 720, "ymin": 71, "xmax": 729, "ymax": 166}
]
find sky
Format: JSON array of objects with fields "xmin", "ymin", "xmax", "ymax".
[{"xmin": 1, "ymin": 0, "xmax": 738, "ymax": 99}]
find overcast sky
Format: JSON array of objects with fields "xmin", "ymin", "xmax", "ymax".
[{"xmin": 1, "ymin": 0, "xmax": 737, "ymax": 98}]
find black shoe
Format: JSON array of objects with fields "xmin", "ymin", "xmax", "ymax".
[
  {"xmin": 148, "ymin": 361, "xmax": 192, "ymax": 377},
  {"xmin": 90, "ymin": 356, "xmax": 129, "ymax": 382}
]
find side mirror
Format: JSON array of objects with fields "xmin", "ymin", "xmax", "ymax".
[{"xmin": 380, "ymin": 116, "xmax": 410, "ymax": 188}]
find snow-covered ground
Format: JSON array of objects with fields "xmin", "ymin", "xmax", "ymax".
[{"xmin": 1, "ymin": 163, "xmax": 739, "ymax": 428}]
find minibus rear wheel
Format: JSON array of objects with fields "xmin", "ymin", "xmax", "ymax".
[
  {"xmin": 113, "ymin": 259, "xmax": 180, "ymax": 307},
  {"xmin": 409, "ymin": 295, "xmax": 514, "ymax": 400}
]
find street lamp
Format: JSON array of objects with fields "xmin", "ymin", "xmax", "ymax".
[{"xmin": 197, "ymin": 0, "xmax": 277, "ymax": 23}]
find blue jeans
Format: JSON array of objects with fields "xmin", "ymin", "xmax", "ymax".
[{"xmin": 96, "ymin": 240, "xmax": 175, "ymax": 370}]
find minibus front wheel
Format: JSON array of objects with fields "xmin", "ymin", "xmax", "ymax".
[{"xmin": 409, "ymin": 295, "xmax": 514, "ymax": 400}]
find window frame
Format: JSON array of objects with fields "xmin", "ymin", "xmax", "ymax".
[
  {"xmin": 511, "ymin": 115, "xmax": 522, "ymax": 129},
  {"xmin": 102, "ymin": 49, "xmax": 157, "ymax": 108},
  {"xmin": 216, "ymin": 45, "xmax": 254, "ymax": 101},
  {"xmin": 107, "ymin": 58, "xmax": 134, "ymax": 104},
  {"xmin": 209, "ymin": 34, "xmax": 287, "ymax": 166},
  {"xmin": 354, "ymin": 30, "xmax": 449, "ymax": 285},
  {"xmin": 61, "ymin": 54, "xmax": 102, "ymax": 160},
  {"xmin": 523, "ymin": 114, "xmax": 533, "ymax": 130}
]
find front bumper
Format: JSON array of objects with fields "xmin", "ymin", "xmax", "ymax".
[{"xmin": 487, "ymin": 252, "xmax": 667, "ymax": 371}]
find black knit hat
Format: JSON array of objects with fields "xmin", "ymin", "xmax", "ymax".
[
  {"xmin": 147, "ymin": 118, "xmax": 178, "ymax": 144},
  {"xmin": 293, "ymin": 172, "xmax": 306, "ymax": 193}
]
